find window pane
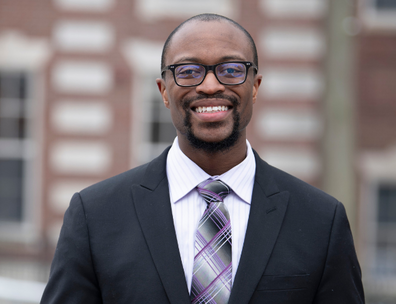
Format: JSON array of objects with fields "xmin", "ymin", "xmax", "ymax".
[
  {"xmin": 150, "ymin": 98, "xmax": 175, "ymax": 144},
  {"xmin": 159, "ymin": 122, "xmax": 176, "ymax": 143},
  {"xmin": 375, "ymin": 0, "xmax": 396, "ymax": 10},
  {"xmin": 18, "ymin": 117, "xmax": 26, "ymax": 138},
  {"xmin": 376, "ymin": 185, "xmax": 396, "ymax": 276},
  {"xmin": 0, "ymin": 73, "xmax": 26, "ymax": 99},
  {"xmin": 378, "ymin": 185, "xmax": 396, "ymax": 223},
  {"xmin": 0, "ymin": 159, "xmax": 23, "ymax": 221},
  {"xmin": 0, "ymin": 71, "xmax": 29, "ymax": 224},
  {"xmin": 19, "ymin": 74, "xmax": 27, "ymax": 99},
  {"xmin": 0, "ymin": 118, "xmax": 20, "ymax": 138},
  {"xmin": 0, "ymin": 72, "xmax": 27, "ymax": 140},
  {"xmin": 151, "ymin": 121, "xmax": 161, "ymax": 143},
  {"xmin": 0, "ymin": 98, "xmax": 24, "ymax": 117}
]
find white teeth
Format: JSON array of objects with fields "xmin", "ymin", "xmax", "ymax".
[{"xmin": 195, "ymin": 106, "xmax": 228, "ymax": 113}]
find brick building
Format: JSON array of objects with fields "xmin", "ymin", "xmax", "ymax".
[{"xmin": 0, "ymin": 0, "xmax": 394, "ymax": 303}]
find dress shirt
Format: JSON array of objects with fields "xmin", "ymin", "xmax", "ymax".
[{"xmin": 166, "ymin": 137, "xmax": 256, "ymax": 292}]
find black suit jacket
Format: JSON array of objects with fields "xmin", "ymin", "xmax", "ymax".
[{"xmin": 41, "ymin": 148, "xmax": 364, "ymax": 303}]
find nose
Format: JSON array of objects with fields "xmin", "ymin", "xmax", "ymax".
[{"xmin": 195, "ymin": 71, "xmax": 225, "ymax": 95}]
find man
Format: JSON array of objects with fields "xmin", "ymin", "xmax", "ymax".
[{"xmin": 41, "ymin": 14, "xmax": 364, "ymax": 303}]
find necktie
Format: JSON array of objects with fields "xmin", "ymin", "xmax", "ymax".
[{"xmin": 191, "ymin": 179, "xmax": 232, "ymax": 304}]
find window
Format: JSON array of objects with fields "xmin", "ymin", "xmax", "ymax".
[
  {"xmin": 358, "ymin": 148, "xmax": 396, "ymax": 299},
  {"xmin": 149, "ymin": 95, "xmax": 176, "ymax": 145},
  {"xmin": 0, "ymin": 71, "xmax": 30, "ymax": 223},
  {"xmin": 375, "ymin": 0, "xmax": 396, "ymax": 10},
  {"xmin": 375, "ymin": 184, "xmax": 396, "ymax": 276},
  {"xmin": 141, "ymin": 85, "xmax": 176, "ymax": 161},
  {"xmin": 123, "ymin": 40, "xmax": 176, "ymax": 164},
  {"xmin": 136, "ymin": 0, "xmax": 235, "ymax": 21},
  {"xmin": 361, "ymin": 0, "xmax": 396, "ymax": 30}
]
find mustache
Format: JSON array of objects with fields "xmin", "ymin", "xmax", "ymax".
[{"xmin": 181, "ymin": 93, "xmax": 239, "ymax": 110}]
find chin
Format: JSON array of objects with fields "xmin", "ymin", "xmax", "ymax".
[
  {"xmin": 183, "ymin": 104, "xmax": 241, "ymax": 154},
  {"xmin": 187, "ymin": 127, "xmax": 240, "ymax": 154}
]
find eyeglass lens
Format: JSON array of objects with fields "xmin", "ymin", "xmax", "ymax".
[{"xmin": 174, "ymin": 62, "xmax": 247, "ymax": 86}]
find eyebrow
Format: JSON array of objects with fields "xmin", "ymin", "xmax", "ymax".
[{"xmin": 173, "ymin": 55, "xmax": 247, "ymax": 64}]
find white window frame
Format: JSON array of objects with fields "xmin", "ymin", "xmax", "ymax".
[
  {"xmin": 360, "ymin": 0, "xmax": 396, "ymax": 30},
  {"xmin": 140, "ymin": 76, "xmax": 175, "ymax": 162},
  {"xmin": 0, "ymin": 71, "xmax": 32, "ymax": 222},
  {"xmin": 359, "ymin": 146, "xmax": 396, "ymax": 297},
  {"xmin": 135, "ymin": 0, "xmax": 237, "ymax": 21},
  {"xmin": 0, "ymin": 31, "xmax": 51, "ymax": 243},
  {"xmin": 123, "ymin": 39, "xmax": 177, "ymax": 166}
]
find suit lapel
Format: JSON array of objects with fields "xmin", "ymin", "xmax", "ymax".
[
  {"xmin": 229, "ymin": 152, "xmax": 290, "ymax": 304},
  {"xmin": 131, "ymin": 148, "xmax": 190, "ymax": 304}
]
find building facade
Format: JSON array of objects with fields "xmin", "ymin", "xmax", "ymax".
[{"xmin": 0, "ymin": 0, "xmax": 395, "ymax": 302}]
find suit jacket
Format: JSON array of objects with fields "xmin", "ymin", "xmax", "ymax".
[{"xmin": 41, "ymin": 147, "xmax": 364, "ymax": 303}]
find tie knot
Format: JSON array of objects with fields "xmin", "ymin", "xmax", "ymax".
[{"xmin": 197, "ymin": 179, "xmax": 230, "ymax": 205}]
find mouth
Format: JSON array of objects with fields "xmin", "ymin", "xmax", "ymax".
[
  {"xmin": 193, "ymin": 105, "xmax": 229, "ymax": 113},
  {"xmin": 190, "ymin": 103, "xmax": 232, "ymax": 123}
]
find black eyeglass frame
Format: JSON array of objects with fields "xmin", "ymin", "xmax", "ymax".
[{"xmin": 161, "ymin": 61, "xmax": 258, "ymax": 87}]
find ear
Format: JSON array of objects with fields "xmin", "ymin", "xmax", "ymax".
[
  {"xmin": 156, "ymin": 78, "xmax": 170, "ymax": 108},
  {"xmin": 252, "ymin": 74, "xmax": 262, "ymax": 105}
]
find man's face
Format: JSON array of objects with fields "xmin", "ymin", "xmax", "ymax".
[{"xmin": 157, "ymin": 20, "xmax": 261, "ymax": 153}]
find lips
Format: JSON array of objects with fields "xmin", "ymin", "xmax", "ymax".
[
  {"xmin": 190, "ymin": 98, "xmax": 233, "ymax": 113},
  {"xmin": 190, "ymin": 102, "xmax": 232, "ymax": 123},
  {"xmin": 195, "ymin": 106, "xmax": 229, "ymax": 113},
  {"xmin": 184, "ymin": 95, "xmax": 237, "ymax": 124}
]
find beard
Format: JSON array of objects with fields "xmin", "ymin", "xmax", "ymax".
[{"xmin": 181, "ymin": 93, "xmax": 241, "ymax": 154}]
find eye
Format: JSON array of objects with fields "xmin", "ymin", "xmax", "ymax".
[
  {"xmin": 217, "ymin": 63, "xmax": 245, "ymax": 78},
  {"xmin": 176, "ymin": 65, "xmax": 203, "ymax": 79}
]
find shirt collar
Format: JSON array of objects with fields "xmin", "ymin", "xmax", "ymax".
[
  {"xmin": 166, "ymin": 137, "xmax": 256, "ymax": 204},
  {"xmin": 217, "ymin": 141, "xmax": 256, "ymax": 204}
]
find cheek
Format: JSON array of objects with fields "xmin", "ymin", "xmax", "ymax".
[
  {"xmin": 168, "ymin": 101, "xmax": 188, "ymax": 133},
  {"xmin": 166, "ymin": 87, "xmax": 193, "ymax": 130},
  {"xmin": 237, "ymin": 90, "xmax": 254, "ymax": 127},
  {"xmin": 240, "ymin": 104, "xmax": 253, "ymax": 128}
]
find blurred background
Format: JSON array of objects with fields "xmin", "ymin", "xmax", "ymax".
[{"xmin": 0, "ymin": 0, "xmax": 395, "ymax": 303}]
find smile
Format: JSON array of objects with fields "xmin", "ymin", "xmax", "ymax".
[{"xmin": 195, "ymin": 106, "xmax": 229, "ymax": 113}]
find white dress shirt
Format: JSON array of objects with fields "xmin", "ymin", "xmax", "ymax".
[{"xmin": 166, "ymin": 137, "xmax": 256, "ymax": 292}]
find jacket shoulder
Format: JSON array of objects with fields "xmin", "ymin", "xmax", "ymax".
[
  {"xmin": 254, "ymin": 151, "xmax": 339, "ymax": 214},
  {"xmin": 78, "ymin": 147, "xmax": 170, "ymax": 206}
]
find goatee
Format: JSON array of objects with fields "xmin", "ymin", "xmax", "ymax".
[{"xmin": 182, "ymin": 94, "xmax": 241, "ymax": 154}]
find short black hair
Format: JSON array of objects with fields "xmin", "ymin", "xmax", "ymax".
[{"xmin": 160, "ymin": 13, "xmax": 258, "ymax": 73}]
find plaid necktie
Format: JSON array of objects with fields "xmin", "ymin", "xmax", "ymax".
[{"xmin": 190, "ymin": 179, "xmax": 232, "ymax": 304}]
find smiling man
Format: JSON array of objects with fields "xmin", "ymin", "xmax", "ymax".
[
  {"xmin": 41, "ymin": 14, "xmax": 364, "ymax": 304},
  {"xmin": 157, "ymin": 17, "xmax": 261, "ymax": 175}
]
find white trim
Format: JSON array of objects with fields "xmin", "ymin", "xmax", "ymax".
[
  {"xmin": 359, "ymin": 145, "xmax": 396, "ymax": 295},
  {"xmin": 260, "ymin": 0, "xmax": 328, "ymax": 19},
  {"xmin": 0, "ymin": 31, "xmax": 52, "ymax": 70},
  {"xmin": 260, "ymin": 27, "xmax": 325, "ymax": 60},
  {"xmin": 359, "ymin": 0, "xmax": 396, "ymax": 31},
  {"xmin": 259, "ymin": 146, "xmax": 321, "ymax": 181},
  {"xmin": 50, "ymin": 141, "xmax": 112, "ymax": 175},
  {"xmin": 0, "ymin": 32, "xmax": 51, "ymax": 243},
  {"xmin": 53, "ymin": 0, "xmax": 114, "ymax": 12},
  {"xmin": 51, "ymin": 60, "xmax": 113, "ymax": 94},
  {"xmin": 0, "ymin": 73, "xmax": 39, "ymax": 243},
  {"xmin": 53, "ymin": 20, "xmax": 115, "ymax": 53},
  {"xmin": 0, "ymin": 276, "xmax": 45, "ymax": 303},
  {"xmin": 122, "ymin": 39, "xmax": 164, "ymax": 166},
  {"xmin": 135, "ymin": 0, "xmax": 237, "ymax": 21}
]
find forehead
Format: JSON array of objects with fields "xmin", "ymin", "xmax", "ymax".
[{"xmin": 166, "ymin": 20, "xmax": 253, "ymax": 65}]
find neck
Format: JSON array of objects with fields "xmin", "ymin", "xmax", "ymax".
[{"xmin": 179, "ymin": 136, "xmax": 248, "ymax": 176}]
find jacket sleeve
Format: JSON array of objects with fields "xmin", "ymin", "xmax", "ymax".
[
  {"xmin": 313, "ymin": 202, "xmax": 365, "ymax": 304},
  {"xmin": 41, "ymin": 193, "xmax": 102, "ymax": 304}
]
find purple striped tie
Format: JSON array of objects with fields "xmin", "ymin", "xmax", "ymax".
[{"xmin": 191, "ymin": 179, "xmax": 232, "ymax": 304}]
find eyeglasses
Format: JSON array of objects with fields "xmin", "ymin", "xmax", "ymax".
[{"xmin": 161, "ymin": 61, "xmax": 257, "ymax": 87}]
